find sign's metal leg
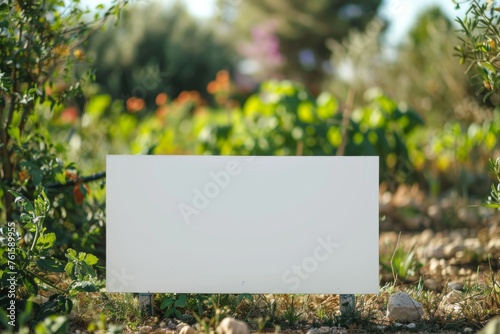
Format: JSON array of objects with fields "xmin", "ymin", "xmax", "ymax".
[
  {"xmin": 340, "ymin": 294, "xmax": 355, "ymax": 315},
  {"xmin": 138, "ymin": 292, "xmax": 153, "ymax": 316}
]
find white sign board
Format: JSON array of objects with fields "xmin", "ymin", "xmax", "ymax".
[{"xmin": 106, "ymin": 156, "xmax": 379, "ymax": 294}]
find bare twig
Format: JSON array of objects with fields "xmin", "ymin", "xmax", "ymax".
[
  {"xmin": 336, "ymin": 89, "xmax": 355, "ymax": 156},
  {"xmin": 45, "ymin": 171, "xmax": 106, "ymax": 189}
]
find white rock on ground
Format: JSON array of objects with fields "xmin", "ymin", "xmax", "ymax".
[
  {"xmin": 386, "ymin": 291, "xmax": 424, "ymax": 322},
  {"xmin": 179, "ymin": 325, "xmax": 197, "ymax": 334},
  {"xmin": 216, "ymin": 317, "xmax": 249, "ymax": 334},
  {"xmin": 137, "ymin": 326, "xmax": 153, "ymax": 333},
  {"xmin": 478, "ymin": 317, "xmax": 500, "ymax": 334}
]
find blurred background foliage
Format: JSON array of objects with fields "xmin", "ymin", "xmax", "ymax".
[
  {"xmin": 70, "ymin": 0, "xmax": 500, "ymax": 199},
  {"xmin": 225, "ymin": 0, "xmax": 383, "ymax": 93},
  {"xmin": 86, "ymin": 2, "xmax": 235, "ymax": 107}
]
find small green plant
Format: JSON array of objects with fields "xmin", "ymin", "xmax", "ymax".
[
  {"xmin": 0, "ymin": 191, "xmax": 100, "ymax": 329},
  {"xmin": 454, "ymin": 0, "xmax": 500, "ymax": 101},
  {"xmin": 160, "ymin": 293, "xmax": 188, "ymax": 319},
  {"xmin": 485, "ymin": 157, "xmax": 500, "ymax": 209},
  {"xmin": 314, "ymin": 305, "xmax": 335, "ymax": 326},
  {"xmin": 281, "ymin": 296, "xmax": 303, "ymax": 325},
  {"xmin": 380, "ymin": 236, "xmax": 422, "ymax": 283}
]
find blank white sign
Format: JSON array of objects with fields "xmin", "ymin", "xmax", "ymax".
[{"xmin": 106, "ymin": 155, "xmax": 379, "ymax": 294}]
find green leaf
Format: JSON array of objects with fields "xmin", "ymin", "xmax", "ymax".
[
  {"xmin": 21, "ymin": 271, "xmax": 39, "ymax": 295},
  {"xmin": 37, "ymin": 233, "xmax": 56, "ymax": 249},
  {"xmin": 54, "ymin": 172, "xmax": 66, "ymax": 185},
  {"xmin": 8, "ymin": 126, "xmax": 21, "ymax": 144},
  {"xmin": 71, "ymin": 281, "xmax": 98, "ymax": 292},
  {"xmin": 36, "ymin": 257, "xmax": 65, "ymax": 273},
  {"xmin": 161, "ymin": 298, "xmax": 174, "ymax": 309},
  {"xmin": 174, "ymin": 309, "xmax": 183, "ymax": 319},
  {"xmin": 174, "ymin": 294, "xmax": 187, "ymax": 307},
  {"xmin": 84, "ymin": 253, "xmax": 98, "ymax": 266},
  {"xmin": 65, "ymin": 262, "xmax": 75, "ymax": 277},
  {"xmin": 20, "ymin": 213, "xmax": 31, "ymax": 222},
  {"xmin": 66, "ymin": 249, "xmax": 77, "ymax": 261},
  {"xmin": 80, "ymin": 262, "xmax": 96, "ymax": 278},
  {"xmin": 164, "ymin": 307, "xmax": 175, "ymax": 317}
]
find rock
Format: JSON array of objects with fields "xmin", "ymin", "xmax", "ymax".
[
  {"xmin": 424, "ymin": 278, "xmax": 440, "ymax": 290},
  {"xmin": 428, "ymin": 244, "xmax": 445, "ymax": 259},
  {"xmin": 427, "ymin": 204, "xmax": 440, "ymax": 218},
  {"xmin": 464, "ymin": 328, "xmax": 473, "ymax": 334},
  {"xmin": 151, "ymin": 330, "xmax": 170, "ymax": 334},
  {"xmin": 386, "ymin": 292, "xmax": 424, "ymax": 322},
  {"xmin": 405, "ymin": 323, "xmax": 416, "ymax": 329},
  {"xmin": 445, "ymin": 265, "xmax": 459, "ymax": 276},
  {"xmin": 307, "ymin": 327, "xmax": 331, "ymax": 334},
  {"xmin": 478, "ymin": 317, "xmax": 500, "ymax": 334},
  {"xmin": 419, "ymin": 229, "xmax": 434, "ymax": 244},
  {"xmin": 176, "ymin": 323, "xmax": 190, "ymax": 332},
  {"xmin": 486, "ymin": 238, "xmax": 500, "ymax": 256},
  {"xmin": 138, "ymin": 326, "xmax": 153, "ymax": 334},
  {"xmin": 179, "ymin": 325, "xmax": 197, "ymax": 334},
  {"xmin": 317, "ymin": 326, "xmax": 331, "ymax": 334},
  {"xmin": 429, "ymin": 258, "xmax": 442, "ymax": 273},
  {"xmin": 444, "ymin": 243, "xmax": 465, "ymax": 259},
  {"xmin": 216, "ymin": 317, "xmax": 249, "ymax": 334},
  {"xmin": 464, "ymin": 238, "xmax": 483, "ymax": 254},
  {"xmin": 447, "ymin": 281, "xmax": 464, "ymax": 291}
]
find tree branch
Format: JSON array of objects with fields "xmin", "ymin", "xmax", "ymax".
[{"xmin": 45, "ymin": 171, "xmax": 106, "ymax": 189}]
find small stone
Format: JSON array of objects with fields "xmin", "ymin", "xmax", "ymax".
[
  {"xmin": 487, "ymin": 239, "xmax": 500, "ymax": 256},
  {"xmin": 478, "ymin": 317, "xmax": 500, "ymax": 334},
  {"xmin": 464, "ymin": 328, "xmax": 473, "ymax": 334},
  {"xmin": 167, "ymin": 321, "xmax": 177, "ymax": 330},
  {"xmin": 445, "ymin": 265, "xmax": 459, "ymax": 276},
  {"xmin": 444, "ymin": 243, "xmax": 465, "ymax": 259},
  {"xmin": 317, "ymin": 326, "xmax": 331, "ymax": 334},
  {"xmin": 176, "ymin": 323, "xmax": 190, "ymax": 332},
  {"xmin": 464, "ymin": 238, "xmax": 482, "ymax": 254},
  {"xmin": 429, "ymin": 258, "xmax": 442, "ymax": 273},
  {"xmin": 448, "ymin": 281, "xmax": 464, "ymax": 291},
  {"xmin": 138, "ymin": 326, "xmax": 153, "ymax": 334},
  {"xmin": 424, "ymin": 278, "xmax": 439, "ymax": 290},
  {"xmin": 216, "ymin": 317, "xmax": 249, "ymax": 334},
  {"xmin": 151, "ymin": 330, "xmax": 170, "ymax": 334},
  {"xmin": 386, "ymin": 292, "xmax": 424, "ymax": 322},
  {"xmin": 405, "ymin": 323, "xmax": 416, "ymax": 329},
  {"xmin": 179, "ymin": 325, "xmax": 197, "ymax": 334},
  {"xmin": 429, "ymin": 245, "xmax": 445, "ymax": 258},
  {"xmin": 427, "ymin": 205, "xmax": 440, "ymax": 220}
]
